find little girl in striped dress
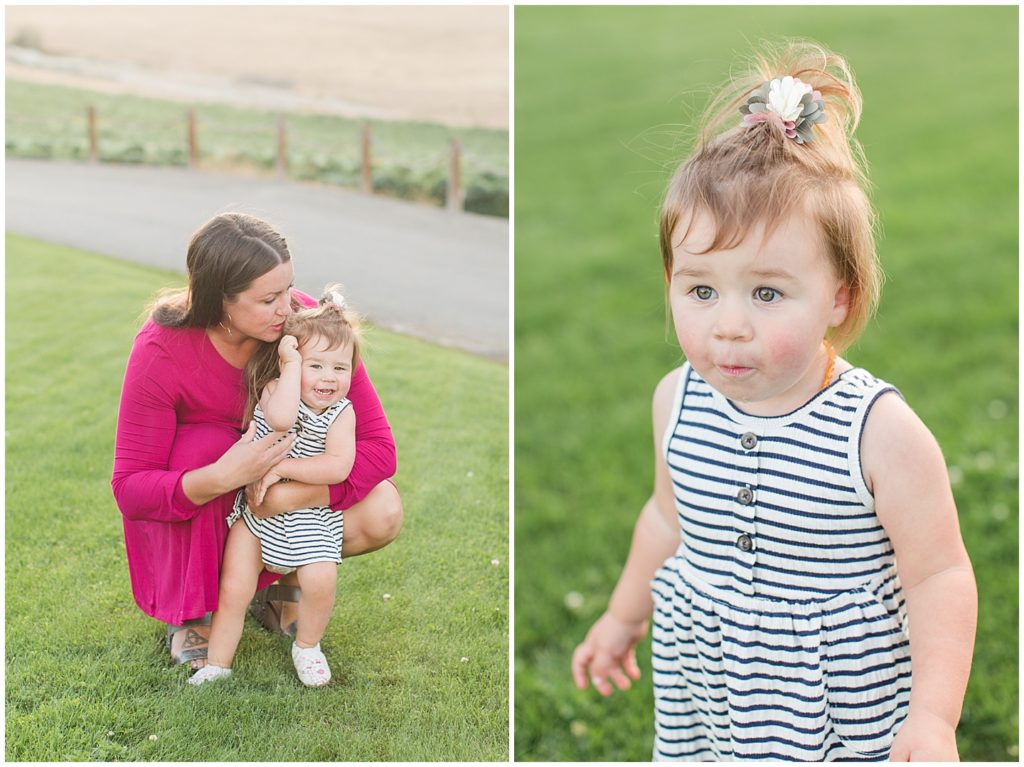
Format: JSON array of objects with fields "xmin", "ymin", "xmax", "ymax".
[
  {"xmin": 572, "ymin": 43, "xmax": 976, "ymax": 761},
  {"xmin": 191, "ymin": 287, "xmax": 360, "ymax": 687}
]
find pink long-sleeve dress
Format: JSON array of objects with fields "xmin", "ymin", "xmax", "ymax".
[{"xmin": 111, "ymin": 296, "xmax": 396, "ymax": 625}]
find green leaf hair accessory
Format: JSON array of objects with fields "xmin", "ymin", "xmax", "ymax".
[{"xmin": 740, "ymin": 75, "xmax": 827, "ymax": 144}]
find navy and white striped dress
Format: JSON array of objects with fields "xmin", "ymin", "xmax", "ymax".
[
  {"xmin": 652, "ymin": 363, "xmax": 911, "ymax": 761},
  {"xmin": 229, "ymin": 399, "xmax": 348, "ymax": 574}
]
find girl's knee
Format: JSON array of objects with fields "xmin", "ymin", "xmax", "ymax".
[{"xmin": 298, "ymin": 562, "xmax": 337, "ymax": 597}]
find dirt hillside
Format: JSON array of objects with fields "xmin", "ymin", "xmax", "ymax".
[{"xmin": 5, "ymin": 6, "xmax": 508, "ymax": 129}]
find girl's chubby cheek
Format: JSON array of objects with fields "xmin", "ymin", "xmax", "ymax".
[
  {"xmin": 672, "ymin": 319, "xmax": 707, "ymax": 362},
  {"xmin": 762, "ymin": 332, "xmax": 817, "ymax": 371}
]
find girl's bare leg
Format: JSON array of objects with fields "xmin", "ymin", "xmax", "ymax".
[
  {"xmin": 271, "ymin": 481, "xmax": 403, "ymax": 628},
  {"xmin": 294, "ymin": 561, "xmax": 337, "ymax": 649},
  {"xmin": 207, "ymin": 524, "xmax": 265, "ymax": 668}
]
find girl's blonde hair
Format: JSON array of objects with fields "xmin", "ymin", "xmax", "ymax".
[
  {"xmin": 660, "ymin": 41, "xmax": 880, "ymax": 351},
  {"xmin": 243, "ymin": 284, "xmax": 362, "ymax": 423}
]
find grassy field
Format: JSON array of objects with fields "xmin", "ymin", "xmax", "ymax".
[
  {"xmin": 514, "ymin": 6, "xmax": 1017, "ymax": 762},
  {"xmin": 5, "ymin": 79, "xmax": 509, "ymax": 216},
  {"xmin": 5, "ymin": 234, "xmax": 508, "ymax": 761}
]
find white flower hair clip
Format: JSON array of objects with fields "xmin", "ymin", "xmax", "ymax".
[
  {"xmin": 325, "ymin": 290, "xmax": 346, "ymax": 310},
  {"xmin": 740, "ymin": 75, "xmax": 827, "ymax": 144}
]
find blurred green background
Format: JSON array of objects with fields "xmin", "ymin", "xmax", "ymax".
[{"xmin": 514, "ymin": 6, "xmax": 1017, "ymax": 761}]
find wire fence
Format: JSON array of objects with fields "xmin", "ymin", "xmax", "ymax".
[{"xmin": 6, "ymin": 104, "xmax": 509, "ymax": 217}]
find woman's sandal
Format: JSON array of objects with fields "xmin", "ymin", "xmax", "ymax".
[
  {"xmin": 166, "ymin": 613, "xmax": 212, "ymax": 670},
  {"xmin": 249, "ymin": 584, "xmax": 300, "ymax": 637}
]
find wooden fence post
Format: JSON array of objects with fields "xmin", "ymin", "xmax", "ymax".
[
  {"xmin": 361, "ymin": 123, "xmax": 373, "ymax": 194},
  {"xmin": 275, "ymin": 117, "xmax": 288, "ymax": 178},
  {"xmin": 447, "ymin": 138, "xmax": 462, "ymax": 212},
  {"xmin": 187, "ymin": 110, "xmax": 198, "ymax": 168},
  {"xmin": 87, "ymin": 105, "xmax": 98, "ymax": 162}
]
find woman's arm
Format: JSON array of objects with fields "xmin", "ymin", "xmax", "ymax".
[
  {"xmin": 327, "ymin": 362, "xmax": 396, "ymax": 509},
  {"xmin": 864, "ymin": 394, "xmax": 977, "ymax": 761},
  {"xmin": 111, "ymin": 325, "xmax": 296, "ymax": 520},
  {"xmin": 111, "ymin": 329, "xmax": 206, "ymax": 522},
  {"xmin": 570, "ymin": 369, "xmax": 682, "ymax": 697}
]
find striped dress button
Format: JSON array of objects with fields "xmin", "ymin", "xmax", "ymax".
[
  {"xmin": 740, "ymin": 432, "xmax": 758, "ymax": 450},
  {"xmin": 736, "ymin": 487, "xmax": 755, "ymax": 505},
  {"xmin": 736, "ymin": 534, "xmax": 754, "ymax": 552}
]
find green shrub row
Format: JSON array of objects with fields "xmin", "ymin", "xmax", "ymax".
[{"xmin": 5, "ymin": 80, "xmax": 508, "ymax": 217}]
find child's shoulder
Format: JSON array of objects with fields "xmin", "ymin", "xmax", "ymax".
[
  {"xmin": 652, "ymin": 366, "xmax": 687, "ymax": 441},
  {"xmin": 653, "ymin": 365, "xmax": 687, "ymax": 409},
  {"xmin": 860, "ymin": 380, "xmax": 944, "ymax": 495}
]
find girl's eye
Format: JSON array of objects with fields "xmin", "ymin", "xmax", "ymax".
[
  {"xmin": 692, "ymin": 286, "xmax": 716, "ymax": 301},
  {"xmin": 756, "ymin": 287, "xmax": 781, "ymax": 302}
]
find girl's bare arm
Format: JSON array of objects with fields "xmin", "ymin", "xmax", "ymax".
[
  {"xmin": 275, "ymin": 406, "xmax": 356, "ymax": 486},
  {"xmin": 863, "ymin": 393, "xmax": 977, "ymax": 760},
  {"xmin": 571, "ymin": 369, "xmax": 682, "ymax": 696}
]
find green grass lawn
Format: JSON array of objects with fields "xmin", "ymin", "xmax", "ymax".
[
  {"xmin": 5, "ymin": 79, "xmax": 509, "ymax": 216},
  {"xmin": 5, "ymin": 234, "xmax": 508, "ymax": 761},
  {"xmin": 514, "ymin": 6, "xmax": 1017, "ymax": 761}
]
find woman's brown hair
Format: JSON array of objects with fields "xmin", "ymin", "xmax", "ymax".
[
  {"xmin": 150, "ymin": 212, "xmax": 292, "ymax": 328},
  {"xmin": 660, "ymin": 41, "xmax": 881, "ymax": 352},
  {"xmin": 243, "ymin": 284, "xmax": 362, "ymax": 423}
]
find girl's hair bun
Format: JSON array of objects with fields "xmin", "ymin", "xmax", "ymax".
[
  {"xmin": 700, "ymin": 40, "xmax": 863, "ymax": 162},
  {"xmin": 660, "ymin": 40, "xmax": 880, "ymax": 352}
]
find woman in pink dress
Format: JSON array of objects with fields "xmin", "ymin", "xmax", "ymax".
[{"xmin": 111, "ymin": 212, "xmax": 402, "ymax": 667}]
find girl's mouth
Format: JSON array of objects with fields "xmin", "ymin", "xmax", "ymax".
[{"xmin": 718, "ymin": 365, "xmax": 754, "ymax": 378}]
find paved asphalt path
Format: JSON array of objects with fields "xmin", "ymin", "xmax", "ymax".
[{"xmin": 6, "ymin": 158, "xmax": 509, "ymax": 359}]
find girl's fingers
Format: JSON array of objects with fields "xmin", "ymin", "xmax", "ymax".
[
  {"xmin": 624, "ymin": 647, "xmax": 642, "ymax": 681},
  {"xmin": 608, "ymin": 666, "xmax": 633, "ymax": 692},
  {"xmin": 570, "ymin": 644, "xmax": 593, "ymax": 690},
  {"xmin": 587, "ymin": 652, "xmax": 617, "ymax": 697}
]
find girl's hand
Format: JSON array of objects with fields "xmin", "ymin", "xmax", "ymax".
[
  {"xmin": 215, "ymin": 421, "xmax": 295, "ymax": 490},
  {"xmin": 254, "ymin": 468, "xmax": 283, "ymax": 507},
  {"xmin": 571, "ymin": 611, "xmax": 647, "ymax": 697},
  {"xmin": 888, "ymin": 711, "xmax": 959, "ymax": 761},
  {"xmin": 277, "ymin": 334, "xmax": 301, "ymax": 365}
]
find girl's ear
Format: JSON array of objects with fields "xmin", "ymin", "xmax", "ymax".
[{"xmin": 830, "ymin": 283, "xmax": 851, "ymax": 327}]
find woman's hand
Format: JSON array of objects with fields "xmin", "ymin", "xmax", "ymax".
[
  {"xmin": 571, "ymin": 611, "xmax": 648, "ymax": 697},
  {"xmin": 215, "ymin": 421, "xmax": 295, "ymax": 491},
  {"xmin": 888, "ymin": 711, "xmax": 959, "ymax": 761}
]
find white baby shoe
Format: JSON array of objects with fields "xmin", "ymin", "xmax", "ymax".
[
  {"xmin": 292, "ymin": 642, "xmax": 331, "ymax": 687},
  {"xmin": 188, "ymin": 664, "xmax": 232, "ymax": 686}
]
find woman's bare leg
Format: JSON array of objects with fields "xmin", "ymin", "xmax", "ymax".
[{"xmin": 270, "ymin": 481, "xmax": 403, "ymax": 629}]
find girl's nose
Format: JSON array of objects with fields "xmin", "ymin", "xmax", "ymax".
[{"xmin": 712, "ymin": 300, "xmax": 753, "ymax": 341}]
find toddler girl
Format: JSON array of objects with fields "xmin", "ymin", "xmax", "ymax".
[
  {"xmin": 190, "ymin": 287, "xmax": 360, "ymax": 687},
  {"xmin": 571, "ymin": 42, "xmax": 976, "ymax": 761}
]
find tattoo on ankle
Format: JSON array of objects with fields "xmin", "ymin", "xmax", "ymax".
[{"xmin": 182, "ymin": 629, "xmax": 207, "ymax": 649}]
